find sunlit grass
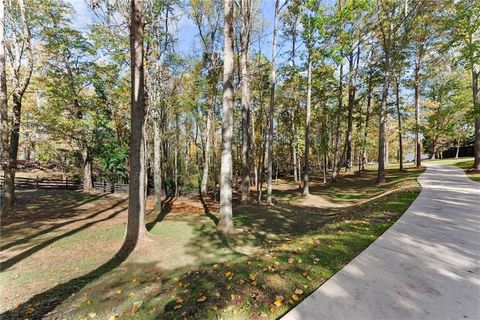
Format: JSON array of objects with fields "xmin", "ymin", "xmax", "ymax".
[{"xmin": 1, "ymin": 167, "xmax": 423, "ymax": 319}]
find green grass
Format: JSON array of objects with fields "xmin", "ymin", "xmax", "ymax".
[
  {"xmin": 61, "ymin": 190, "xmax": 420, "ymax": 319},
  {"xmin": 1, "ymin": 167, "xmax": 423, "ymax": 320},
  {"xmin": 118, "ymin": 190, "xmax": 419, "ymax": 320}
]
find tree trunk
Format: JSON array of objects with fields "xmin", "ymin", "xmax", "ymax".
[
  {"xmin": 303, "ymin": 55, "xmax": 312, "ymax": 195},
  {"xmin": 153, "ymin": 119, "xmax": 162, "ymax": 209},
  {"xmin": 414, "ymin": 54, "xmax": 422, "ymax": 168},
  {"xmin": 455, "ymin": 138, "xmax": 460, "ymax": 159},
  {"xmin": 396, "ymin": 79, "xmax": 404, "ymax": 171},
  {"xmin": 124, "ymin": 0, "xmax": 147, "ymax": 250},
  {"xmin": 266, "ymin": 0, "xmax": 279, "ymax": 206},
  {"xmin": 344, "ymin": 49, "xmax": 359, "ymax": 172},
  {"xmin": 292, "ymin": 116, "xmax": 298, "ymax": 185},
  {"xmin": 218, "ymin": 0, "xmax": 234, "ymax": 232},
  {"xmin": 201, "ymin": 108, "xmax": 212, "ymax": 196},
  {"xmin": 5, "ymin": 92, "xmax": 23, "ymax": 207},
  {"xmin": 377, "ymin": 52, "xmax": 390, "ymax": 184},
  {"xmin": 0, "ymin": 0, "xmax": 9, "ymax": 217},
  {"xmin": 251, "ymin": 109, "xmax": 258, "ymax": 188},
  {"xmin": 361, "ymin": 71, "xmax": 372, "ymax": 172},
  {"xmin": 2, "ymin": 0, "xmax": 32, "ymax": 214},
  {"xmin": 82, "ymin": 145, "xmax": 93, "ymax": 191},
  {"xmin": 472, "ymin": 69, "xmax": 479, "ymax": 170},
  {"xmin": 240, "ymin": 2, "xmax": 251, "ymax": 203},
  {"xmin": 331, "ymin": 62, "xmax": 344, "ymax": 183}
]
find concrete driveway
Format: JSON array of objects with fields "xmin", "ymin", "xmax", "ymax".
[{"xmin": 282, "ymin": 165, "xmax": 480, "ymax": 320}]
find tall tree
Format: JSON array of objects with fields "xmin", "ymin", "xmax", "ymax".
[
  {"xmin": 266, "ymin": 0, "xmax": 280, "ymax": 205},
  {"xmin": 0, "ymin": 0, "xmax": 8, "ymax": 217},
  {"xmin": 449, "ymin": 0, "xmax": 479, "ymax": 170},
  {"xmin": 2, "ymin": 0, "xmax": 33, "ymax": 212},
  {"xmin": 302, "ymin": 11, "xmax": 313, "ymax": 196},
  {"xmin": 374, "ymin": 0, "xmax": 420, "ymax": 184},
  {"xmin": 239, "ymin": 0, "xmax": 252, "ymax": 204},
  {"xmin": 218, "ymin": 0, "xmax": 234, "ymax": 232},
  {"xmin": 124, "ymin": 0, "xmax": 148, "ymax": 249},
  {"xmin": 190, "ymin": 0, "xmax": 222, "ymax": 197},
  {"xmin": 395, "ymin": 76, "xmax": 404, "ymax": 171}
]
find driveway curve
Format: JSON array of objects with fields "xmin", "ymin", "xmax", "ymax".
[{"xmin": 282, "ymin": 164, "xmax": 480, "ymax": 320}]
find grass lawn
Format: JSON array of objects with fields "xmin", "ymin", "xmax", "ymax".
[
  {"xmin": 0, "ymin": 164, "xmax": 423, "ymax": 319},
  {"xmin": 423, "ymin": 157, "xmax": 480, "ymax": 182}
]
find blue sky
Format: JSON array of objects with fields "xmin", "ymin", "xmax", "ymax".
[{"xmin": 68, "ymin": 0, "xmax": 283, "ymax": 63}]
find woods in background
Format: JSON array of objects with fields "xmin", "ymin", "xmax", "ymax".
[{"xmin": 1, "ymin": 0, "xmax": 478, "ymax": 236}]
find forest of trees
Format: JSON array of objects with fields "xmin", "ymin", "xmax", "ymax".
[{"xmin": 0, "ymin": 0, "xmax": 479, "ymax": 240}]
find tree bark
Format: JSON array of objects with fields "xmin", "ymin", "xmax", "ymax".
[
  {"xmin": 218, "ymin": 0, "xmax": 234, "ymax": 232},
  {"xmin": 153, "ymin": 118, "xmax": 162, "ymax": 209},
  {"xmin": 251, "ymin": 109, "xmax": 258, "ymax": 188},
  {"xmin": 292, "ymin": 119, "xmax": 298, "ymax": 185},
  {"xmin": 414, "ymin": 53, "xmax": 422, "ymax": 168},
  {"xmin": 344, "ymin": 47, "xmax": 359, "ymax": 172},
  {"xmin": 303, "ymin": 55, "xmax": 312, "ymax": 195},
  {"xmin": 240, "ymin": 0, "xmax": 251, "ymax": 204},
  {"xmin": 0, "ymin": 0, "xmax": 8, "ymax": 217},
  {"xmin": 377, "ymin": 51, "xmax": 390, "ymax": 184},
  {"xmin": 361, "ymin": 74, "xmax": 372, "ymax": 171},
  {"xmin": 472, "ymin": 69, "xmax": 479, "ymax": 170},
  {"xmin": 124, "ymin": 0, "xmax": 148, "ymax": 250},
  {"xmin": 201, "ymin": 108, "xmax": 212, "ymax": 196},
  {"xmin": 82, "ymin": 145, "xmax": 93, "ymax": 191},
  {"xmin": 266, "ymin": 0, "xmax": 279, "ymax": 206},
  {"xmin": 395, "ymin": 78, "xmax": 404, "ymax": 171},
  {"xmin": 331, "ymin": 62, "xmax": 344, "ymax": 182},
  {"xmin": 174, "ymin": 113, "xmax": 179, "ymax": 197},
  {"xmin": 3, "ymin": 0, "xmax": 32, "ymax": 213}
]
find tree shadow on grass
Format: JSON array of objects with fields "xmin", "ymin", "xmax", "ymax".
[
  {"xmin": 146, "ymin": 196, "xmax": 175, "ymax": 231},
  {"xmin": 1, "ymin": 198, "xmax": 127, "ymax": 251},
  {"xmin": 0, "ymin": 240, "xmax": 136, "ymax": 320},
  {"xmin": 2, "ymin": 190, "xmax": 107, "ymax": 226},
  {"xmin": 0, "ymin": 203, "xmax": 127, "ymax": 271},
  {"xmin": 199, "ymin": 194, "xmax": 219, "ymax": 225}
]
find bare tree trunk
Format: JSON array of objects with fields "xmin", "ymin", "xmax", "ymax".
[
  {"xmin": 303, "ymin": 55, "xmax": 312, "ymax": 195},
  {"xmin": 361, "ymin": 75, "xmax": 372, "ymax": 172},
  {"xmin": 385, "ymin": 134, "xmax": 389, "ymax": 165},
  {"xmin": 174, "ymin": 114, "xmax": 179, "ymax": 197},
  {"xmin": 455, "ymin": 137, "xmax": 460, "ymax": 159},
  {"xmin": 257, "ymin": 128, "xmax": 267, "ymax": 205},
  {"xmin": 292, "ymin": 116, "xmax": 298, "ymax": 185},
  {"xmin": 0, "ymin": 0, "xmax": 8, "ymax": 217},
  {"xmin": 200, "ymin": 108, "xmax": 212, "ymax": 196},
  {"xmin": 414, "ymin": 54, "xmax": 422, "ymax": 168},
  {"xmin": 395, "ymin": 78, "xmax": 404, "ymax": 171},
  {"xmin": 472, "ymin": 69, "xmax": 479, "ymax": 170},
  {"xmin": 218, "ymin": 0, "xmax": 234, "ymax": 232},
  {"xmin": 3, "ymin": 0, "xmax": 32, "ymax": 212},
  {"xmin": 377, "ymin": 52, "xmax": 390, "ymax": 184},
  {"xmin": 331, "ymin": 62, "xmax": 344, "ymax": 182},
  {"xmin": 266, "ymin": 0, "xmax": 279, "ymax": 206},
  {"xmin": 240, "ymin": 0, "xmax": 252, "ymax": 204},
  {"xmin": 153, "ymin": 119, "xmax": 162, "ymax": 209},
  {"xmin": 344, "ymin": 48, "xmax": 359, "ymax": 172},
  {"xmin": 124, "ymin": 0, "xmax": 147, "ymax": 250},
  {"xmin": 82, "ymin": 145, "xmax": 93, "ymax": 191},
  {"xmin": 251, "ymin": 109, "xmax": 258, "ymax": 188}
]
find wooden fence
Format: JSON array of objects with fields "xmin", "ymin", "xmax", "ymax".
[
  {"xmin": 0, "ymin": 176, "xmax": 157, "ymax": 196},
  {"xmin": 0, "ymin": 176, "xmax": 82, "ymax": 190},
  {"xmin": 93, "ymin": 181, "xmax": 155, "ymax": 195}
]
